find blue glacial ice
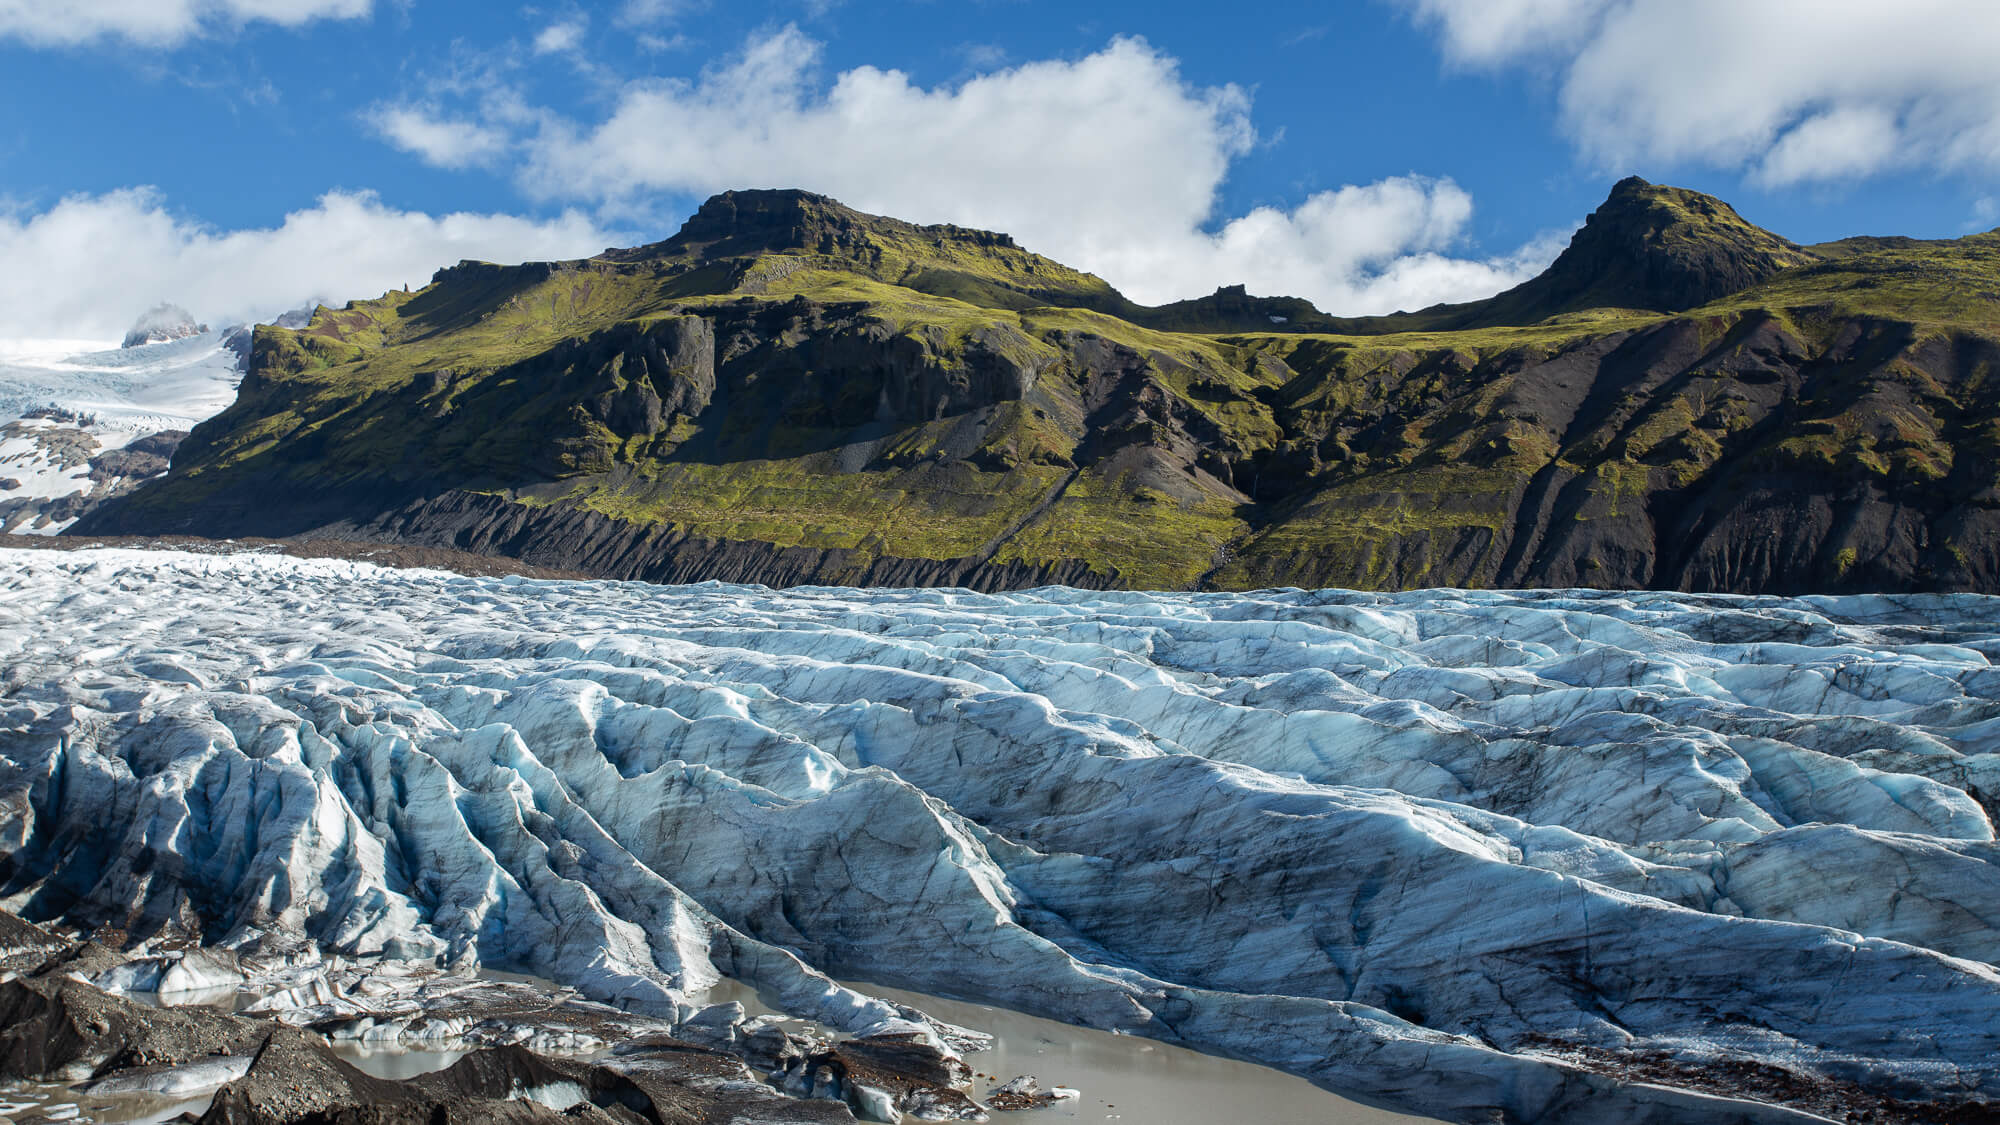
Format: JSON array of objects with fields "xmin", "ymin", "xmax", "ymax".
[{"xmin": 3, "ymin": 548, "xmax": 2000, "ymax": 1122}]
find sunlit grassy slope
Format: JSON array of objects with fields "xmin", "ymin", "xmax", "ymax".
[{"xmin": 105, "ymin": 182, "xmax": 2000, "ymax": 592}]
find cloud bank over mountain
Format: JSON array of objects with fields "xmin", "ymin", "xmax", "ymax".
[
  {"xmin": 395, "ymin": 29, "xmax": 1561, "ymax": 317},
  {"xmin": 0, "ymin": 188, "xmax": 611, "ymax": 340}
]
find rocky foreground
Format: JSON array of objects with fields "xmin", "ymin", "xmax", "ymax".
[
  {"xmin": 0, "ymin": 905, "xmax": 1006, "ymax": 1124},
  {"xmin": 6, "ymin": 548, "xmax": 2000, "ymax": 1122}
]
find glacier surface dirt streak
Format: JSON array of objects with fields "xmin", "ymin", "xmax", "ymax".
[{"xmin": 4, "ymin": 548, "xmax": 2000, "ymax": 1122}]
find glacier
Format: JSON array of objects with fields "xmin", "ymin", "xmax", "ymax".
[
  {"xmin": 4, "ymin": 548, "xmax": 2000, "ymax": 1122},
  {"xmin": 0, "ymin": 333, "xmax": 242, "ymax": 533}
]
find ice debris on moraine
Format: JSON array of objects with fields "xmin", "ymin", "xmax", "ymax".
[{"xmin": 3, "ymin": 548, "xmax": 2000, "ymax": 1122}]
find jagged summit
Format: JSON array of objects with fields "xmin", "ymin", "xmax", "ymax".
[
  {"xmin": 438, "ymin": 180, "xmax": 1823, "ymax": 340},
  {"xmin": 605, "ymin": 188, "xmax": 868, "ymax": 261}
]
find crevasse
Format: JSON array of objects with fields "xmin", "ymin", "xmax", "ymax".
[{"xmin": 4, "ymin": 548, "xmax": 2000, "ymax": 1120}]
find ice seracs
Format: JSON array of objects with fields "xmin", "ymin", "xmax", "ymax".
[{"xmin": 3, "ymin": 548, "xmax": 2000, "ymax": 1122}]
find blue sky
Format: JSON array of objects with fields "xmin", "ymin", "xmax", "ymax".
[{"xmin": 2, "ymin": 0, "xmax": 1996, "ymax": 339}]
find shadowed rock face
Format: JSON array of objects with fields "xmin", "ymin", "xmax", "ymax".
[
  {"xmin": 192, "ymin": 1034, "xmax": 856, "ymax": 1125},
  {"xmin": 72, "ymin": 180, "xmax": 2000, "ymax": 594},
  {"xmin": 0, "ymin": 975, "xmax": 259, "ymax": 1082},
  {"xmin": 0, "ymin": 979, "xmax": 867, "ymax": 1125}
]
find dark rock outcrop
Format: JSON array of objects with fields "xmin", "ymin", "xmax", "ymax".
[
  {"xmin": 198, "ymin": 1036, "xmax": 708, "ymax": 1125},
  {"xmin": 0, "ymin": 975, "xmax": 259, "ymax": 1083},
  {"xmin": 807, "ymin": 1032, "xmax": 985, "ymax": 1120},
  {"xmin": 88, "ymin": 430, "xmax": 186, "ymax": 484},
  {"xmin": 0, "ymin": 423, "xmax": 189, "ymax": 534}
]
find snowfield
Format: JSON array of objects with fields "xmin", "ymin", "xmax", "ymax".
[
  {"xmin": 0, "ymin": 333, "xmax": 242, "ymax": 533},
  {"xmin": 4, "ymin": 548, "xmax": 2000, "ymax": 1121},
  {"xmin": 0, "ymin": 333, "xmax": 242, "ymax": 433}
]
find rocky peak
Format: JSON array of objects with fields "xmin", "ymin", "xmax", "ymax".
[
  {"xmin": 121, "ymin": 302, "xmax": 209, "ymax": 348},
  {"xmin": 672, "ymin": 188, "xmax": 865, "ymax": 255},
  {"xmin": 1527, "ymin": 176, "xmax": 1816, "ymax": 315},
  {"xmin": 611, "ymin": 188, "xmax": 1023, "ymax": 267}
]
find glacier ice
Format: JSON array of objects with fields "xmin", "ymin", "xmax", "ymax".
[
  {"xmin": 0, "ymin": 333, "xmax": 243, "ymax": 439},
  {"xmin": 0, "ymin": 333, "xmax": 242, "ymax": 533},
  {"xmin": 3, "ymin": 548, "xmax": 2000, "ymax": 1121}
]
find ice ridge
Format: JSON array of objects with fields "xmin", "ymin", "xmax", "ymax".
[{"xmin": 3, "ymin": 549, "xmax": 2000, "ymax": 1121}]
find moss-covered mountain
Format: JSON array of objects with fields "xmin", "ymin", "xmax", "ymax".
[{"xmin": 78, "ymin": 179, "xmax": 2000, "ymax": 593}]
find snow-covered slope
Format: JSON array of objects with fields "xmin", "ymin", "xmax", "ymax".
[
  {"xmin": 0, "ymin": 333, "xmax": 242, "ymax": 533},
  {"xmin": 4, "ymin": 549, "xmax": 2000, "ymax": 1122}
]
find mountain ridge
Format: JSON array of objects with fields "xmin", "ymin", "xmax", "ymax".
[{"xmin": 74, "ymin": 178, "xmax": 2000, "ymax": 594}]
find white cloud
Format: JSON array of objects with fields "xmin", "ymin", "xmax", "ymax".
[
  {"xmin": 1399, "ymin": 0, "xmax": 2000, "ymax": 185},
  {"xmin": 1404, "ymin": 0, "xmax": 1606, "ymax": 64},
  {"xmin": 0, "ymin": 188, "xmax": 616, "ymax": 340},
  {"xmin": 487, "ymin": 29, "xmax": 1547, "ymax": 314},
  {"xmin": 1159, "ymin": 178, "xmax": 1565, "ymax": 316},
  {"xmin": 0, "ymin": 0, "xmax": 371, "ymax": 46},
  {"xmin": 367, "ymin": 104, "xmax": 511, "ymax": 169},
  {"xmin": 1754, "ymin": 105, "xmax": 1901, "ymax": 187},
  {"xmin": 533, "ymin": 17, "xmax": 585, "ymax": 55}
]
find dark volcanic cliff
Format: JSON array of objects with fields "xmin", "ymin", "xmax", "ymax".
[{"xmin": 76, "ymin": 181, "xmax": 2000, "ymax": 593}]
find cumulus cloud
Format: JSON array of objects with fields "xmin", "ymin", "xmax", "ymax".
[
  {"xmin": 466, "ymin": 28, "xmax": 1548, "ymax": 314},
  {"xmin": 0, "ymin": 0, "xmax": 371, "ymax": 47},
  {"xmin": 1400, "ymin": 0, "xmax": 2000, "ymax": 185},
  {"xmin": 1755, "ymin": 105, "xmax": 1902, "ymax": 187},
  {"xmin": 1080, "ymin": 175, "xmax": 1556, "ymax": 315},
  {"xmin": 1404, "ymin": 0, "xmax": 1607, "ymax": 64},
  {"xmin": 0, "ymin": 188, "xmax": 615, "ymax": 340},
  {"xmin": 532, "ymin": 17, "xmax": 585, "ymax": 55},
  {"xmin": 367, "ymin": 105, "xmax": 511, "ymax": 169}
]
